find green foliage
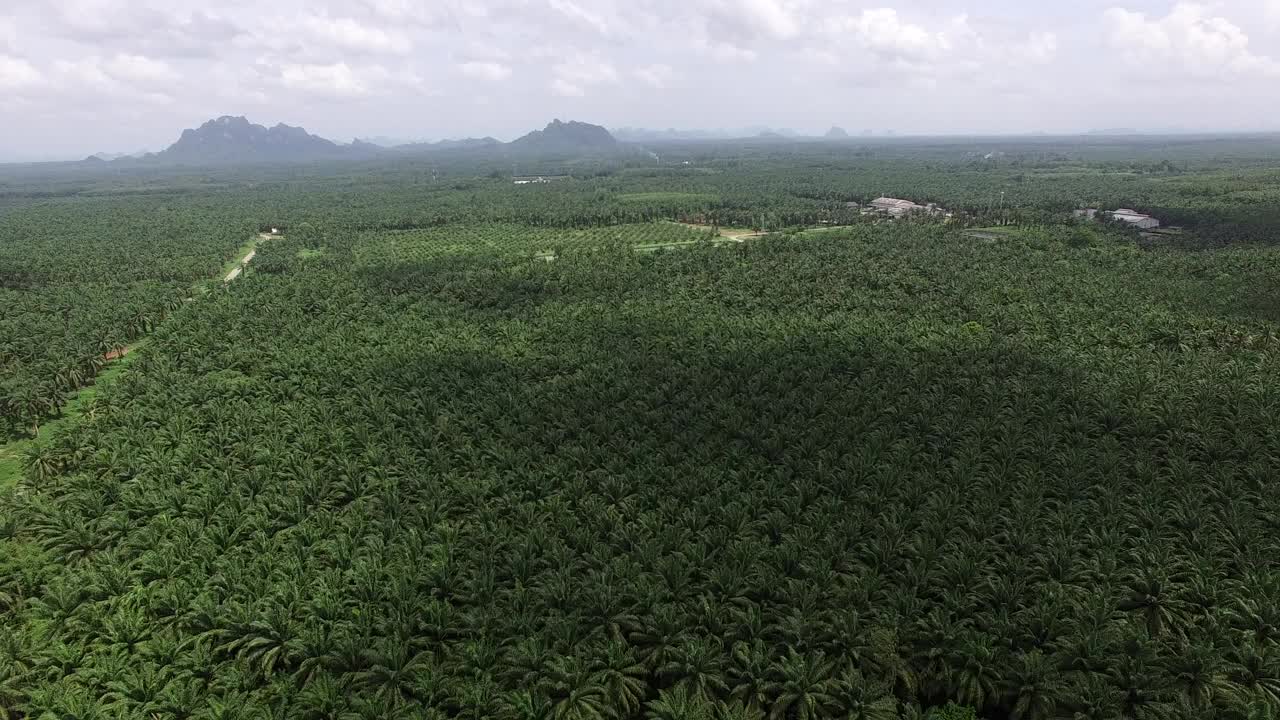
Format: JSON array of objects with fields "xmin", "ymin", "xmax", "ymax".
[
  {"xmin": 5, "ymin": 136, "xmax": 1280, "ymax": 719},
  {"xmin": 0, "ymin": 195, "xmax": 254, "ymax": 439},
  {"xmin": 927, "ymin": 703, "xmax": 978, "ymax": 720}
]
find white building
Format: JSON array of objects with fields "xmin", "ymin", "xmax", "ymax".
[
  {"xmin": 513, "ymin": 175, "xmax": 570, "ymax": 185},
  {"xmin": 869, "ymin": 197, "xmax": 924, "ymax": 217},
  {"xmin": 1109, "ymin": 209, "xmax": 1160, "ymax": 230}
]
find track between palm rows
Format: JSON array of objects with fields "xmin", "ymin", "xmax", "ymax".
[{"xmin": 0, "ymin": 233, "xmax": 270, "ymax": 491}]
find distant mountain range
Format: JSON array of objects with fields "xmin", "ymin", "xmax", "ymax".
[
  {"xmin": 153, "ymin": 116, "xmax": 359, "ymax": 164},
  {"xmin": 63, "ymin": 117, "xmax": 888, "ymax": 169},
  {"xmin": 79, "ymin": 117, "xmax": 629, "ymax": 167},
  {"xmin": 391, "ymin": 137, "xmax": 502, "ymax": 152},
  {"xmin": 614, "ymin": 126, "xmax": 859, "ymax": 142},
  {"xmin": 90, "ymin": 150, "xmax": 151, "ymax": 161}
]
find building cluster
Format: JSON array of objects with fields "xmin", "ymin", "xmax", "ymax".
[
  {"xmin": 1074, "ymin": 208, "xmax": 1161, "ymax": 230},
  {"xmin": 848, "ymin": 197, "xmax": 950, "ymax": 218},
  {"xmin": 513, "ymin": 175, "xmax": 570, "ymax": 185}
]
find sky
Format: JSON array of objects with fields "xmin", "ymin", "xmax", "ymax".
[{"xmin": 1, "ymin": 0, "xmax": 1279, "ymax": 160}]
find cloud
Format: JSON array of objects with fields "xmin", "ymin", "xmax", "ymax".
[
  {"xmin": 705, "ymin": 42, "xmax": 758, "ymax": 63},
  {"xmin": 548, "ymin": 0, "xmax": 610, "ymax": 34},
  {"xmin": 302, "ymin": 15, "xmax": 412, "ymax": 55},
  {"xmin": 3, "ymin": 0, "xmax": 1280, "ymax": 159},
  {"xmin": 1019, "ymin": 32, "xmax": 1059, "ymax": 64},
  {"xmin": 834, "ymin": 8, "xmax": 953, "ymax": 61},
  {"xmin": 279, "ymin": 62, "xmax": 370, "ymax": 97},
  {"xmin": 104, "ymin": 54, "xmax": 178, "ymax": 85},
  {"xmin": 0, "ymin": 17, "xmax": 16, "ymax": 51},
  {"xmin": 634, "ymin": 63, "xmax": 673, "ymax": 88},
  {"xmin": 360, "ymin": 0, "xmax": 450, "ymax": 25},
  {"xmin": 44, "ymin": 56, "xmax": 174, "ymax": 105},
  {"xmin": 0, "ymin": 54, "xmax": 41, "ymax": 91},
  {"xmin": 712, "ymin": 0, "xmax": 800, "ymax": 40},
  {"xmin": 801, "ymin": 8, "xmax": 1056, "ymax": 91},
  {"xmin": 550, "ymin": 54, "xmax": 618, "ymax": 96},
  {"xmin": 44, "ymin": 1, "xmax": 244, "ymax": 57},
  {"xmin": 1103, "ymin": 3, "xmax": 1280, "ymax": 77},
  {"xmin": 459, "ymin": 61, "xmax": 511, "ymax": 81},
  {"xmin": 551, "ymin": 78, "xmax": 585, "ymax": 97}
]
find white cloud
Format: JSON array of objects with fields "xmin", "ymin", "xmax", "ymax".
[
  {"xmin": 51, "ymin": 57, "xmax": 120, "ymax": 93},
  {"xmin": 50, "ymin": 0, "xmax": 133, "ymax": 39},
  {"xmin": 105, "ymin": 54, "xmax": 178, "ymax": 84},
  {"xmin": 43, "ymin": 1, "xmax": 243, "ymax": 57},
  {"xmin": 0, "ymin": 17, "xmax": 16, "ymax": 51},
  {"xmin": 634, "ymin": 63, "xmax": 673, "ymax": 88},
  {"xmin": 1019, "ymin": 32, "xmax": 1058, "ymax": 64},
  {"xmin": 548, "ymin": 0, "xmax": 610, "ymax": 34},
  {"xmin": 44, "ymin": 56, "xmax": 175, "ymax": 104},
  {"xmin": 718, "ymin": 0, "xmax": 800, "ymax": 40},
  {"xmin": 280, "ymin": 62, "xmax": 370, "ymax": 97},
  {"xmin": 1103, "ymin": 3, "xmax": 1280, "ymax": 77},
  {"xmin": 705, "ymin": 42, "xmax": 758, "ymax": 63},
  {"xmin": 550, "ymin": 54, "xmax": 618, "ymax": 96},
  {"xmin": 0, "ymin": 54, "xmax": 41, "ymax": 91},
  {"xmin": 459, "ymin": 61, "xmax": 511, "ymax": 81},
  {"xmin": 302, "ymin": 15, "xmax": 412, "ymax": 55},
  {"xmin": 4, "ymin": 0, "xmax": 1280, "ymax": 159},
  {"xmin": 801, "ymin": 7, "xmax": 1055, "ymax": 90},
  {"xmin": 551, "ymin": 78, "xmax": 585, "ymax": 96},
  {"xmin": 834, "ymin": 8, "xmax": 953, "ymax": 61},
  {"xmin": 360, "ymin": 0, "xmax": 449, "ymax": 25}
]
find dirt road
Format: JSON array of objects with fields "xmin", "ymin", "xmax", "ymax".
[{"xmin": 224, "ymin": 249, "xmax": 256, "ymax": 282}]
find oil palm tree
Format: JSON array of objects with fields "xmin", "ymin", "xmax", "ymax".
[
  {"xmin": 831, "ymin": 667, "xmax": 897, "ymax": 720},
  {"xmin": 1005, "ymin": 651, "xmax": 1067, "ymax": 720},
  {"xmin": 590, "ymin": 640, "xmax": 649, "ymax": 717},
  {"xmin": 764, "ymin": 650, "xmax": 838, "ymax": 720},
  {"xmin": 645, "ymin": 685, "xmax": 714, "ymax": 720}
]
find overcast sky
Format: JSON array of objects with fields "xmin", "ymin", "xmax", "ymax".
[{"xmin": 1, "ymin": 0, "xmax": 1279, "ymax": 160}]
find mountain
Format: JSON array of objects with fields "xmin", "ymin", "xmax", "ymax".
[
  {"xmin": 100, "ymin": 116, "xmax": 622, "ymax": 168},
  {"xmin": 1086, "ymin": 128, "xmax": 1140, "ymax": 136},
  {"xmin": 90, "ymin": 150, "xmax": 150, "ymax": 161},
  {"xmin": 394, "ymin": 137, "xmax": 502, "ymax": 153},
  {"xmin": 152, "ymin": 116, "xmax": 373, "ymax": 164},
  {"xmin": 614, "ymin": 127, "xmax": 728, "ymax": 142},
  {"xmin": 825, "ymin": 126, "xmax": 850, "ymax": 139},
  {"xmin": 358, "ymin": 135, "xmax": 423, "ymax": 148},
  {"xmin": 510, "ymin": 120, "xmax": 617, "ymax": 152}
]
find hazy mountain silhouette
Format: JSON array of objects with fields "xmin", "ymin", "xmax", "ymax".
[
  {"xmin": 89, "ymin": 117, "xmax": 621, "ymax": 166},
  {"xmin": 152, "ymin": 116, "xmax": 367, "ymax": 164},
  {"xmin": 510, "ymin": 120, "xmax": 618, "ymax": 152}
]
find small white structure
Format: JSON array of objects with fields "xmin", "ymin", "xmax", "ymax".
[
  {"xmin": 513, "ymin": 175, "xmax": 570, "ymax": 185},
  {"xmin": 868, "ymin": 197, "xmax": 949, "ymax": 218},
  {"xmin": 1109, "ymin": 209, "xmax": 1160, "ymax": 230},
  {"xmin": 1073, "ymin": 209, "xmax": 1098, "ymax": 220},
  {"xmin": 870, "ymin": 197, "xmax": 924, "ymax": 217}
]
